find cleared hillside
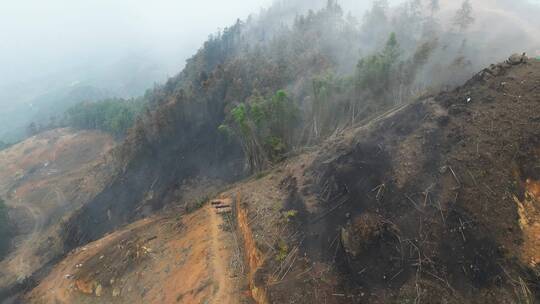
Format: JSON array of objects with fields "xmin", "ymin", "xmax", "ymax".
[
  {"xmin": 11, "ymin": 1, "xmax": 540, "ymax": 302},
  {"xmin": 226, "ymin": 58, "xmax": 540, "ymax": 303},
  {"xmin": 27, "ymin": 203, "xmax": 246, "ymax": 304},
  {"xmin": 0, "ymin": 128, "xmax": 116, "ymax": 299},
  {"xmin": 27, "ymin": 59, "xmax": 540, "ymax": 303}
]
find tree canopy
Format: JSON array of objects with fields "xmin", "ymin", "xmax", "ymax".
[
  {"xmin": 65, "ymin": 98, "xmax": 146, "ymax": 137},
  {"xmin": 220, "ymin": 90, "xmax": 300, "ymax": 172},
  {"xmin": 112, "ymin": 0, "xmax": 478, "ymax": 174}
]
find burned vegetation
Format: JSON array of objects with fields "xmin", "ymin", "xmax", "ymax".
[
  {"xmin": 13, "ymin": 1, "xmax": 540, "ymax": 303},
  {"xmin": 233, "ymin": 59, "xmax": 540, "ymax": 303},
  {"xmin": 59, "ymin": 0, "xmax": 495, "ymax": 254}
]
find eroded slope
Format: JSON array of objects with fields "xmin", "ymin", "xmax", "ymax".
[
  {"xmin": 229, "ymin": 59, "xmax": 540, "ymax": 303},
  {"xmin": 0, "ymin": 128, "xmax": 115, "ymax": 297},
  {"xmin": 24, "ymin": 59, "xmax": 540, "ymax": 304},
  {"xmin": 27, "ymin": 204, "xmax": 248, "ymax": 304}
]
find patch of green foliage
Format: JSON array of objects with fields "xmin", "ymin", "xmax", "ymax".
[
  {"xmin": 283, "ymin": 210, "xmax": 298, "ymax": 221},
  {"xmin": 221, "ymin": 90, "xmax": 300, "ymax": 172},
  {"xmin": 121, "ymin": 1, "xmax": 446, "ymax": 184},
  {"xmin": 0, "ymin": 197, "xmax": 11, "ymax": 257},
  {"xmin": 276, "ymin": 240, "xmax": 289, "ymax": 262},
  {"xmin": 356, "ymin": 32, "xmax": 401, "ymax": 102},
  {"xmin": 65, "ymin": 97, "xmax": 146, "ymax": 137}
]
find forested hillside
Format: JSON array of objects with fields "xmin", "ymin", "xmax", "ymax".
[
  {"xmin": 62, "ymin": 0, "xmax": 533, "ymax": 250},
  {"xmin": 65, "ymin": 98, "xmax": 146, "ymax": 137},
  {"xmin": 123, "ymin": 0, "xmax": 488, "ymax": 170}
]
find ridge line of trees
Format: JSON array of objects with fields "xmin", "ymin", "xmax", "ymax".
[
  {"xmin": 127, "ymin": 0, "xmax": 477, "ymax": 173},
  {"xmin": 25, "ymin": 97, "xmax": 147, "ymax": 138},
  {"xmin": 22, "ymin": 0, "xmax": 478, "ymax": 175}
]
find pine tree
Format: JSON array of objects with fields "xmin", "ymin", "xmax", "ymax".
[
  {"xmin": 453, "ymin": 0, "xmax": 474, "ymax": 32},
  {"xmin": 382, "ymin": 32, "xmax": 401, "ymax": 66}
]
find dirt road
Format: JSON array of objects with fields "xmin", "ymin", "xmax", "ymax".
[{"xmin": 207, "ymin": 203, "xmax": 238, "ymax": 304}]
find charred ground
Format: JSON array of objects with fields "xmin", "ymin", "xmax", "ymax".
[
  {"xmin": 231, "ymin": 59, "xmax": 540, "ymax": 303},
  {"xmin": 21, "ymin": 58, "xmax": 540, "ymax": 304}
]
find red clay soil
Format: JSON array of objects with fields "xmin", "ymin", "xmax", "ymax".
[
  {"xmin": 27, "ymin": 203, "xmax": 247, "ymax": 304},
  {"xmin": 0, "ymin": 128, "xmax": 115, "ymax": 291}
]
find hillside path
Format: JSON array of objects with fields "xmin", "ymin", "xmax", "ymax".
[{"xmin": 207, "ymin": 201, "xmax": 238, "ymax": 304}]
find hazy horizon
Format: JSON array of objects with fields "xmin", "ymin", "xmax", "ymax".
[
  {"xmin": 0, "ymin": 0, "xmax": 275, "ymax": 88},
  {"xmin": 1, "ymin": 0, "xmax": 539, "ymax": 143},
  {"xmin": 2, "ymin": 0, "xmax": 539, "ymax": 89}
]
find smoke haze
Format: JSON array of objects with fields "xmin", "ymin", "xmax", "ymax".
[{"xmin": 0, "ymin": 0, "xmax": 539, "ymax": 142}]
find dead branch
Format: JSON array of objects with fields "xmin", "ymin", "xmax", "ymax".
[
  {"xmin": 467, "ymin": 170, "xmax": 478, "ymax": 187},
  {"xmin": 422, "ymin": 270, "xmax": 456, "ymax": 294},
  {"xmin": 405, "ymin": 194, "xmax": 425, "ymax": 213},
  {"xmin": 449, "ymin": 166, "xmax": 461, "ymax": 189},
  {"xmin": 458, "ymin": 217, "xmax": 467, "ymax": 242},
  {"xmin": 422, "ymin": 184, "xmax": 435, "ymax": 208},
  {"xmin": 371, "ymin": 183, "xmax": 386, "ymax": 202},
  {"xmin": 483, "ymin": 183, "xmax": 496, "ymax": 196},
  {"xmin": 436, "ymin": 200, "xmax": 446, "ymax": 224},
  {"xmin": 311, "ymin": 195, "xmax": 349, "ymax": 224},
  {"xmin": 279, "ymin": 253, "xmax": 298, "ymax": 281}
]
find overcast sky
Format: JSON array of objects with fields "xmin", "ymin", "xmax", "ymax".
[
  {"xmin": 0, "ymin": 0, "xmax": 275, "ymax": 86},
  {"xmin": 1, "ymin": 0, "xmax": 539, "ymax": 88}
]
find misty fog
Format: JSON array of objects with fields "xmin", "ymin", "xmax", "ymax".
[
  {"xmin": 0, "ymin": 0, "xmax": 278, "ymax": 86},
  {"xmin": 2, "ymin": 1, "xmax": 540, "ymax": 302},
  {"xmin": 0, "ymin": 0, "xmax": 275, "ymax": 141},
  {"xmin": 1, "ymin": 0, "xmax": 539, "ymax": 143}
]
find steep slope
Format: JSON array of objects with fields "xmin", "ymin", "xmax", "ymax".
[
  {"xmin": 223, "ymin": 58, "xmax": 540, "ymax": 303},
  {"xmin": 58, "ymin": 0, "xmax": 540, "ymax": 259},
  {"xmin": 59, "ymin": 5, "xmax": 346, "ymax": 252},
  {"xmin": 27, "ymin": 202, "xmax": 246, "ymax": 304},
  {"xmin": 28, "ymin": 59, "xmax": 540, "ymax": 304},
  {"xmin": 0, "ymin": 128, "xmax": 116, "ymax": 299}
]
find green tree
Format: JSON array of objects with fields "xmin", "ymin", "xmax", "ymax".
[
  {"xmin": 65, "ymin": 98, "xmax": 145, "ymax": 137},
  {"xmin": 453, "ymin": 0, "xmax": 474, "ymax": 32},
  {"xmin": 361, "ymin": 0, "xmax": 390, "ymax": 43},
  {"xmin": 382, "ymin": 32, "xmax": 401, "ymax": 66},
  {"xmin": 228, "ymin": 102, "xmax": 268, "ymax": 172},
  {"xmin": 356, "ymin": 32, "xmax": 402, "ymax": 102},
  {"xmin": 220, "ymin": 90, "xmax": 299, "ymax": 172},
  {"xmin": 312, "ymin": 73, "xmax": 338, "ymax": 138}
]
